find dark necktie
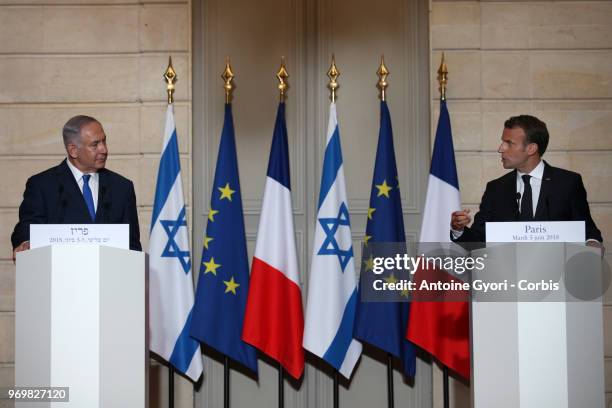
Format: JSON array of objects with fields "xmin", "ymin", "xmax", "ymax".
[
  {"xmin": 520, "ymin": 174, "xmax": 533, "ymax": 220},
  {"xmin": 82, "ymin": 174, "xmax": 96, "ymax": 222}
]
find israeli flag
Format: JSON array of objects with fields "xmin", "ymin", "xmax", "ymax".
[
  {"xmin": 303, "ymin": 102, "xmax": 362, "ymax": 379},
  {"xmin": 149, "ymin": 105, "xmax": 203, "ymax": 381}
]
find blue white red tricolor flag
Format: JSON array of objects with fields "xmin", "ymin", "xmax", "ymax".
[
  {"xmin": 242, "ymin": 102, "xmax": 305, "ymax": 379},
  {"xmin": 406, "ymin": 99, "xmax": 470, "ymax": 380}
]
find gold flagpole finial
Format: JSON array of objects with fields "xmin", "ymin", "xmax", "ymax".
[
  {"xmin": 164, "ymin": 56, "xmax": 178, "ymax": 104},
  {"xmin": 221, "ymin": 57, "xmax": 235, "ymax": 104},
  {"xmin": 277, "ymin": 56, "xmax": 289, "ymax": 102},
  {"xmin": 327, "ymin": 54, "xmax": 340, "ymax": 103},
  {"xmin": 377, "ymin": 55, "xmax": 389, "ymax": 101},
  {"xmin": 437, "ymin": 52, "xmax": 448, "ymax": 101}
]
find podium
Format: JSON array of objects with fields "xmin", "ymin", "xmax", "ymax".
[
  {"xmin": 470, "ymin": 230, "xmax": 605, "ymax": 407},
  {"xmin": 15, "ymin": 245, "xmax": 148, "ymax": 408}
]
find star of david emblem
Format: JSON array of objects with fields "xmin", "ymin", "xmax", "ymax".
[
  {"xmin": 160, "ymin": 206, "xmax": 191, "ymax": 274},
  {"xmin": 318, "ymin": 202, "xmax": 354, "ymax": 272}
]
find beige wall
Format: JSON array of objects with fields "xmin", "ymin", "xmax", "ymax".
[
  {"xmin": 0, "ymin": 1, "xmax": 191, "ymax": 407},
  {"xmin": 430, "ymin": 1, "xmax": 612, "ymax": 406},
  {"xmin": 0, "ymin": 0, "xmax": 611, "ymax": 407}
]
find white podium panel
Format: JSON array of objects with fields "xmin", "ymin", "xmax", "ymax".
[
  {"xmin": 15, "ymin": 245, "xmax": 148, "ymax": 408},
  {"xmin": 470, "ymin": 225, "xmax": 605, "ymax": 408}
]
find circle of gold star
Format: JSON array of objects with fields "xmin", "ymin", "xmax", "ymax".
[
  {"xmin": 375, "ymin": 180, "xmax": 393, "ymax": 198},
  {"xmin": 218, "ymin": 182, "xmax": 235, "ymax": 201},
  {"xmin": 203, "ymin": 234, "xmax": 213, "ymax": 250},
  {"xmin": 367, "ymin": 207, "xmax": 376, "ymax": 220},
  {"xmin": 223, "ymin": 276, "xmax": 240, "ymax": 295},
  {"xmin": 208, "ymin": 208, "xmax": 219, "ymax": 222},
  {"xmin": 364, "ymin": 255, "xmax": 374, "ymax": 272},
  {"xmin": 203, "ymin": 257, "xmax": 221, "ymax": 275}
]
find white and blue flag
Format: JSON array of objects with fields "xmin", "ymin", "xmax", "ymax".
[
  {"xmin": 303, "ymin": 102, "xmax": 362, "ymax": 379},
  {"xmin": 149, "ymin": 105, "xmax": 203, "ymax": 381}
]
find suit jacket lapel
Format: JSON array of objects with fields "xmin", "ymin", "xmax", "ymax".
[
  {"xmin": 502, "ymin": 169, "xmax": 519, "ymax": 219},
  {"xmin": 57, "ymin": 159, "xmax": 95, "ymax": 221},
  {"xmin": 534, "ymin": 161, "xmax": 553, "ymax": 220},
  {"xmin": 96, "ymin": 169, "xmax": 109, "ymax": 223}
]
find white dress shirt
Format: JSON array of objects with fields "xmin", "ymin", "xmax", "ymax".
[
  {"xmin": 451, "ymin": 159, "xmax": 599, "ymax": 243},
  {"xmin": 451, "ymin": 160, "xmax": 545, "ymax": 239},
  {"xmin": 66, "ymin": 158, "xmax": 99, "ymax": 211},
  {"xmin": 516, "ymin": 159, "xmax": 544, "ymax": 218}
]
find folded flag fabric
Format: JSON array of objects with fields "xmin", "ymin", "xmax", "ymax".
[
  {"xmin": 406, "ymin": 99, "xmax": 470, "ymax": 380},
  {"xmin": 243, "ymin": 102, "xmax": 305, "ymax": 379},
  {"xmin": 149, "ymin": 104, "xmax": 203, "ymax": 381},
  {"xmin": 354, "ymin": 100, "xmax": 416, "ymax": 378},
  {"xmin": 303, "ymin": 102, "xmax": 362, "ymax": 379},
  {"xmin": 190, "ymin": 103, "xmax": 258, "ymax": 374}
]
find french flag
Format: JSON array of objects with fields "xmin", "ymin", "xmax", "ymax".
[
  {"xmin": 242, "ymin": 102, "xmax": 305, "ymax": 379},
  {"xmin": 406, "ymin": 99, "xmax": 470, "ymax": 380}
]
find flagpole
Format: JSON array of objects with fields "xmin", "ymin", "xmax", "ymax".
[
  {"xmin": 386, "ymin": 354, "xmax": 394, "ymax": 408},
  {"xmin": 278, "ymin": 365, "xmax": 285, "ymax": 408},
  {"xmin": 327, "ymin": 55, "xmax": 342, "ymax": 408},
  {"xmin": 221, "ymin": 58, "xmax": 235, "ymax": 408},
  {"xmin": 438, "ymin": 52, "xmax": 451, "ymax": 408},
  {"xmin": 333, "ymin": 371, "xmax": 339, "ymax": 408},
  {"xmin": 222, "ymin": 57, "xmax": 235, "ymax": 105},
  {"xmin": 163, "ymin": 55, "xmax": 178, "ymax": 408},
  {"xmin": 224, "ymin": 356, "xmax": 230, "ymax": 408},
  {"xmin": 328, "ymin": 54, "xmax": 339, "ymax": 103},
  {"xmin": 376, "ymin": 55, "xmax": 397, "ymax": 408},
  {"xmin": 168, "ymin": 369, "xmax": 174, "ymax": 408},
  {"xmin": 438, "ymin": 52, "xmax": 448, "ymax": 102},
  {"xmin": 275, "ymin": 57, "xmax": 290, "ymax": 408},
  {"xmin": 443, "ymin": 366, "xmax": 450, "ymax": 408}
]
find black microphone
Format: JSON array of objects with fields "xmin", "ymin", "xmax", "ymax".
[{"xmin": 515, "ymin": 192, "xmax": 521, "ymax": 220}]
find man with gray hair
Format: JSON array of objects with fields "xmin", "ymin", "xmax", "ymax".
[{"xmin": 11, "ymin": 115, "xmax": 141, "ymax": 260}]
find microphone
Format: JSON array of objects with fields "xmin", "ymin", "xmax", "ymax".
[{"xmin": 515, "ymin": 192, "xmax": 521, "ymax": 220}]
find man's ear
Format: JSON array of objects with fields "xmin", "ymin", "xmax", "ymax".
[
  {"xmin": 526, "ymin": 142, "xmax": 539, "ymax": 156},
  {"xmin": 66, "ymin": 143, "xmax": 78, "ymax": 159}
]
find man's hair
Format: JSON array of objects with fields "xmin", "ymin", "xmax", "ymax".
[
  {"xmin": 504, "ymin": 115, "xmax": 549, "ymax": 156},
  {"xmin": 62, "ymin": 115, "xmax": 100, "ymax": 147}
]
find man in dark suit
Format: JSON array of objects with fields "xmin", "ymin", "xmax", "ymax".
[
  {"xmin": 450, "ymin": 115, "xmax": 603, "ymax": 247},
  {"xmin": 11, "ymin": 115, "xmax": 142, "ymax": 260}
]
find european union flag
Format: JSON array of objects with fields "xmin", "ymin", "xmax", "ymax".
[
  {"xmin": 353, "ymin": 100, "xmax": 416, "ymax": 378},
  {"xmin": 190, "ymin": 103, "xmax": 258, "ymax": 374}
]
